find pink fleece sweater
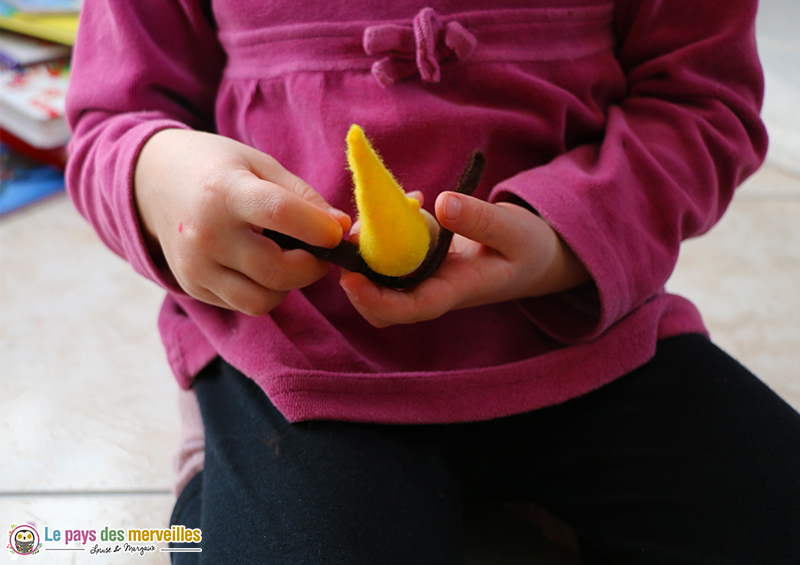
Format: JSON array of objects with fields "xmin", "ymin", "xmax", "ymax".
[{"xmin": 66, "ymin": 0, "xmax": 767, "ymax": 424}]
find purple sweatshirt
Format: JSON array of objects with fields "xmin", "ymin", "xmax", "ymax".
[{"xmin": 66, "ymin": 0, "xmax": 767, "ymax": 424}]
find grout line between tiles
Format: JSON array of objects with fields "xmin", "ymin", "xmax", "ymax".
[
  {"xmin": 734, "ymin": 194, "xmax": 800, "ymax": 202},
  {"xmin": 0, "ymin": 490, "xmax": 172, "ymax": 497}
]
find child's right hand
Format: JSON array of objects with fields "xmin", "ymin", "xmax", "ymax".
[{"xmin": 134, "ymin": 129, "xmax": 350, "ymax": 316}]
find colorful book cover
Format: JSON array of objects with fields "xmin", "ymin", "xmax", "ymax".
[
  {"xmin": 0, "ymin": 141, "xmax": 64, "ymax": 216},
  {"xmin": 0, "ymin": 126, "xmax": 67, "ymax": 169},
  {"xmin": 0, "ymin": 2, "xmax": 79, "ymax": 45},
  {"xmin": 0, "ymin": 30, "xmax": 71, "ymax": 67},
  {"xmin": 0, "ymin": 60, "xmax": 70, "ymax": 148}
]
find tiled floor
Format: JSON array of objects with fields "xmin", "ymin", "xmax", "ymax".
[
  {"xmin": 1, "ymin": 1, "xmax": 798, "ymax": 563},
  {"xmin": 1, "ymin": 196, "xmax": 180, "ymax": 563}
]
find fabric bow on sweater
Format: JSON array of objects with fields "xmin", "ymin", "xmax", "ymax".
[{"xmin": 363, "ymin": 7, "xmax": 477, "ymax": 87}]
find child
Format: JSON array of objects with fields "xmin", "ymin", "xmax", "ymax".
[{"xmin": 66, "ymin": 0, "xmax": 800, "ymax": 563}]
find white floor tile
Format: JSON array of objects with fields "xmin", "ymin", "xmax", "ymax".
[
  {"xmin": 1, "ymin": 196, "xmax": 181, "ymax": 493},
  {"xmin": 738, "ymin": 163, "xmax": 800, "ymax": 201},
  {"xmin": 757, "ymin": 0, "xmax": 800, "ymax": 175},
  {"xmin": 667, "ymin": 179, "xmax": 800, "ymax": 410}
]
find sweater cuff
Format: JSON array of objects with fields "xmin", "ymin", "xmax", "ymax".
[{"xmin": 489, "ymin": 165, "xmax": 622, "ymax": 344}]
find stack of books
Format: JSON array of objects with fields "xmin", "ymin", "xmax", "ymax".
[{"xmin": 0, "ymin": 0, "xmax": 79, "ymax": 215}]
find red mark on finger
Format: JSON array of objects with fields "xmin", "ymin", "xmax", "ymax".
[{"xmin": 178, "ymin": 222, "xmax": 183, "ymax": 233}]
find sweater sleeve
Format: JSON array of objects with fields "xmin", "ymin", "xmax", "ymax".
[
  {"xmin": 65, "ymin": 0, "xmax": 225, "ymax": 291},
  {"xmin": 491, "ymin": 0, "xmax": 768, "ymax": 343}
]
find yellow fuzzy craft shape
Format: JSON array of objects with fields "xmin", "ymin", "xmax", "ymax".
[{"xmin": 346, "ymin": 124, "xmax": 431, "ymax": 277}]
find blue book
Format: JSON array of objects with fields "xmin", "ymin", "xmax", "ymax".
[{"xmin": 0, "ymin": 142, "xmax": 64, "ymax": 215}]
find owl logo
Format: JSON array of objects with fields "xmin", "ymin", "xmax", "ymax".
[
  {"xmin": 15, "ymin": 529, "xmax": 35, "ymax": 553},
  {"xmin": 7, "ymin": 524, "xmax": 41, "ymax": 556}
]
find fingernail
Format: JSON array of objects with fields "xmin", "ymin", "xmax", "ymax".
[{"xmin": 444, "ymin": 194, "xmax": 461, "ymax": 221}]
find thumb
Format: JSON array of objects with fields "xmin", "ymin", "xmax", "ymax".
[{"xmin": 435, "ymin": 192, "xmax": 524, "ymax": 253}]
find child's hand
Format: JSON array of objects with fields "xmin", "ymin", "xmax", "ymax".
[
  {"xmin": 339, "ymin": 191, "xmax": 590, "ymax": 328},
  {"xmin": 134, "ymin": 129, "xmax": 350, "ymax": 316}
]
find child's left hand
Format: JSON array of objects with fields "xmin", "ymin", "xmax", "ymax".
[{"xmin": 340, "ymin": 191, "xmax": 591, "ymax": 327}]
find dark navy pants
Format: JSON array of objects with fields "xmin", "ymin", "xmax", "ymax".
[{"xmin": 170, "ymin": 334, "xmax": 800, "ymax": 564}]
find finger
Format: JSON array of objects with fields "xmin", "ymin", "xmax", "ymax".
[
  {"xmin": 406, "ymin": 191, "xmax": 424, "ymax": 206},
  {"xmin": 339, "ymin": 272, "xmax": 392, "ymax": 327},
  {"xmin": 348, "ymin": 220, "xmax": 361, "ymax": 246},
  {"xmin": 208, "ymin": 265, "xmax": 290, "ymax": 317},
  {"xmin": 243, "ymin": 150, "xmax": 352, "ymax": 231},
  {"xmin": 179, "ymin": 280, "xmax": 232, "ymax": 311},
  {"xmin": 225, "ymin": 174, "xmax": 347, "ymax": 249},
  {"xmin": 340, "ymin": 270, "xmax": 459, "ymax": 327},
  {"xmin": 435, "ymin": 192, "xmax": 530, "ymax": 254},
  {"xmin": 222, "ymin": 232, "xmax": 332, "ymax": 291},
  {"xmin": 278, "ymin": 172, "xmax": 353, "ymax": 233},
  {"xmin": 171, "ymin": 260, "xmax": 280, "ymax": 316}
]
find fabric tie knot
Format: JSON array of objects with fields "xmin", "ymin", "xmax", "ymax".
[{"xmin": 363, "ymin": 7, "xmax": 477, "ymax": 87}]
